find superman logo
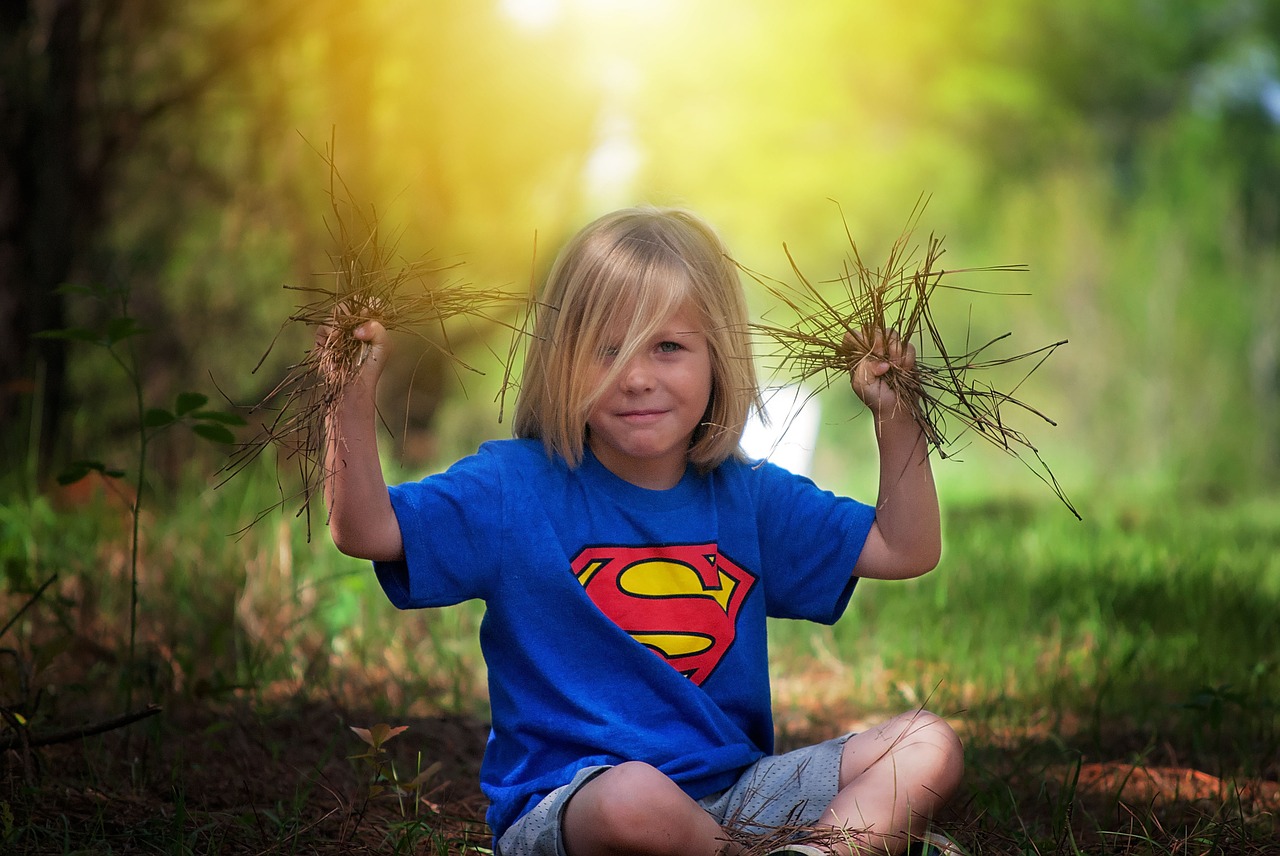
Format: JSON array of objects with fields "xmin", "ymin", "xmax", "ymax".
[{"xmin": 571, "ymin": 543, "xmax": 757, "ymax": 685}]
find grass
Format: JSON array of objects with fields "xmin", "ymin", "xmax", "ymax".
[
  {"xmin": 822, "ymin": 496, "xmax": 1279, "ymax": 703},
  {"xmin": 776, "ymin": 493, "xmax": 1280, "ymax": 726},
  {"xmin": 771, "ymin": 494, "xmax": 1280, "ymax": 853},
  {"xmin": 2, "ymin": 461, "xmax": 1277, "ymax": 852}
]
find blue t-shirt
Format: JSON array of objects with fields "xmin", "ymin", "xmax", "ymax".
[{"xmin": 373, "ymin": 438, "xmax": 874, "ymax": 839}]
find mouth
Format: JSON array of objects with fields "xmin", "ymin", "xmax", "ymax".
[{"xmin": 618, "ymin": 409, "xmax": 668, "ymax": 422}]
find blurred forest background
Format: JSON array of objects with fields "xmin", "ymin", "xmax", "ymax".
[
  {"xmin": 3, "ymin": 0, "xmax": 1278, "ymax": 501},
  {"xmin": 3, "ymin": 2, "xmax": 1280, "ymax": 852}
]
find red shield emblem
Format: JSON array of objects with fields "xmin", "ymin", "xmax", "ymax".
[{"xmin": 571, "ymin": 543, "xmax": 757, "ymax": 685}]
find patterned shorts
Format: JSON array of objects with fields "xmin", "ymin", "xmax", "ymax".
[{"xmin": 496, "ymin": 733, "xmax": 852, "ymax": 856}]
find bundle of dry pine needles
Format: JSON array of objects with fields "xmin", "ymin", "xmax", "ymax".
[
  {"xmin": 746, "ymin": 199, "xmax": 1078, "ymax": 519},
  {"xmin": 222, "ymin": 140, "xmax": 525, "ymax": 536},
  {"xmin": 719, "ymin": 811, "xmax": 869, "ymax": 855},
  {"xmin": 717, "ymin": 789, "xmax": 973, "ymax": 855}
]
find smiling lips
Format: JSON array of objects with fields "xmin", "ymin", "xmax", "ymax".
[{"xmin": 618, "ymin": 408, "xmax": 667, "ymax": 422}]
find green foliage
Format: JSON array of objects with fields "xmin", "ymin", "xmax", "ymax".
[
  {"xmin": 30, "ymin": 0, "xmax": 1277, "ymax": 495},
  {"xmin": 38, "ymin": 283, "xmax": 247, "ymax": 465},
  {"xmin": 2, "ymin": 448, "xmax": 1277, "ymax": 850},
  {"xmin": 768, "ymin": 495, "xmax": 1280, "ymax": 851},
  {"xmin": 31, "ymin": 283, "xmax": 247, "ymax": 694},
  {"xmin": 0, "ymin": 799, "xmax": 12, "ymax": 844},
  {"xmin": 773, "ymin": 496, "xmax": 1280, "ymax": 760},
  {"xmin": 0, "ymin": 495, "xmax": 54, "ymax": 593}
]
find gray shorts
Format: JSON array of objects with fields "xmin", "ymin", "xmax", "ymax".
[{"xmin": 496, "ymin": 734, "xmax": 851, "ymax": 856}]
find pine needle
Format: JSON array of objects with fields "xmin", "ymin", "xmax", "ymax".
[
  {"xmin": 745, "ymin": 197, "xmax": 1079, "ymax": 519},
  {"xmin": 220, "ymin": 133, "xmax": 525, "ymax": 537}
]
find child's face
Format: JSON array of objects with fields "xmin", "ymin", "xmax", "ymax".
[{"xmin": 585, "ymin": 302, "xmax": 713, "ymax": 490}]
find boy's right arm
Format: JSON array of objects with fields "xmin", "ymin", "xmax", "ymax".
[{"xmin": 323, "ymin": 321, "xmax": 405, "ymax": 562}]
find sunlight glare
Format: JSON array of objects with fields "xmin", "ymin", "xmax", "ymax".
[
  {"xmin": 501, "ymin": 0, "xmax": 681, "ymax": 207},
  {"xmin": 501, "ymin": 0, "xmax": 561, "ymax": 31},
  {"xmin": 584, "ymin": 111, "xmax": 643, "ymax": 209},
  {"xmin": 503, "ymin": 0, "xmax": 668, "ymax": 31}
]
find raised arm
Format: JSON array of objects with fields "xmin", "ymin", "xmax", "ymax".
[
  {"xmin": 322, "ymin": 320, "xmax": 405, "ymax": 562},
  {"xmin": 847, "ymin": 328, "xmax": 942, "ymax": 580}
]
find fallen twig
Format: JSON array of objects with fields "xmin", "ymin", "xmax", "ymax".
[{"xmin": 0, "ymin": 703, "xmax": 162, "ymax": 751}]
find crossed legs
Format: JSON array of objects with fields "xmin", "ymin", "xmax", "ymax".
[{"xmin": 560, "ymin": 710, "xmax": 964, "ymax": 856}]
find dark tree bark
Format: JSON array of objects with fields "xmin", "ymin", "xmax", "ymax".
[
  {"xmin": 0, "ymin": 1, "xmax": 305, "ymax": 474},
  {"xmin": 0, "ymin": 0, "xmax": 86, "ymax": 470}
]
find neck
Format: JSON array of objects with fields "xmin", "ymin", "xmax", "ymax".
[{"xmin": 588, "ymin": 445, "xmax": 687, "ymax": 491}]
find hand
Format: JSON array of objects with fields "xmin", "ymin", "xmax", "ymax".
[
  {"xmin": 845, "ymin": 326, "xmax": 917, "ymax": 417},
  {"xmin": 315, "ymin": 313, "xmax": 391, "ymax": 392}
]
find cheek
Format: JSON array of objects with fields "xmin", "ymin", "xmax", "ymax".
[
  {"xmin": 692, "ymin": 363, "xmax": 714, "ymax": 410},
  {"xmin": 581, "ymin": 359, "xmax": 616, "ymax": 403}
]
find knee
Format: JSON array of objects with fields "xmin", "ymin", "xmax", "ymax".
[
  {"xmin": 595, "ymin": 761, "xmax": 687, "ymax": 821},
  {"xmin": 847, "ymin": 710, "xmax": 965, "ymax": 799},
  {"xmin": 895, "ymin": 710, "xmax": 965, "ymax": 798},
  {"xmin": 566, "ymin": 762, "xmax": 703, "ymax": 853}
]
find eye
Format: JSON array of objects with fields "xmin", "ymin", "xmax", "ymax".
[
  {"xmin": 598, "ymin": 344, "xmax": 620, "ymax": 359},
  {"xmin": 656, "ymin": 340, "xmax": 682, "ymax": 354}
]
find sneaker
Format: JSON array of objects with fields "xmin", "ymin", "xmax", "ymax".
[{"xmin": 905, "ymin": 831, "xmax": 968, "ymax": 856}]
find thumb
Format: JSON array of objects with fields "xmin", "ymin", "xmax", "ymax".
[{"xmin": 351, "ymin": 320, "xmax": 391, "ymax": 383}]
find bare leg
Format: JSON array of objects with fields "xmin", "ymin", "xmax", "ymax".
[
  {"xmin": 562, "ymin": 761, "xmax": 741, "ymax": 856},
  {"xmin": 818, "ymin": 710, "xmax": 964, "ymax": 855}
]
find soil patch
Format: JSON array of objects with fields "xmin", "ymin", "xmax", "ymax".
[{"xmin": 3, "ymin": 696, "xmax": 490, "ymax": 854}]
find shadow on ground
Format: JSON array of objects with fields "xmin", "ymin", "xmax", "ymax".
[
  {"xmin": 5, "ymin": 690, "xmax": 1279, "ymax": 854},
  {"xmin": 3, "ymin": 696, "xmax": 490, "ymax": 854}
]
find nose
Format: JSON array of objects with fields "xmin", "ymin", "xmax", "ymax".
[{"xmin": 619, "ymin": 354, "xmax": 655, "ymax": 392}]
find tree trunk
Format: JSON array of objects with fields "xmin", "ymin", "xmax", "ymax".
[{"xmin": 0, "ymin": 0, "xmax": 86, "ymax": 473}]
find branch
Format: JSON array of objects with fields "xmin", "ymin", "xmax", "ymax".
[
  {"xmin": 0, "ymin": 703, "xmax": 161, "ymax": 751},
  {"xmin": 0, "ymin": 572, "xmax": 58, "ymax": 641}
]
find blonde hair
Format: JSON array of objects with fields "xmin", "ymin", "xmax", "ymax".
[{"xmin": 513, "ymin": 207, "xmax": 761, "ymax": 472}]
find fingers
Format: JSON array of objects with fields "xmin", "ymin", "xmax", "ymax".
[
  {"xmin": 351, "ymin": 319, "xmax": 387, "ymax": 344},
  {"xmin": 314, "ymin": 315, "xmax": 391, "ymax": 394},
  {"xmin": 316, "ymin": 319, "xmax": 387, "ymax": 347},
  {"xmin": 846, "ymin": 326, "xmax": 920, "ymax": 416},
  {"xmin": 846, "ymin": 327, "xmax": 915, "ymax": 372}
]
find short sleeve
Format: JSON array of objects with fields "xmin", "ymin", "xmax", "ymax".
[
  {"xmin": 373, "ymin": 447, "xmax": 505, "ymax": 609},
  {"xmin": 753, "ymin": 462, "xmax": 875, "ymax": 624}
]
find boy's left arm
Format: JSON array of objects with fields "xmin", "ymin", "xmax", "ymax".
[{"xmin": 847, "ymin": 329, "xmax": 942, "ymax": 580}]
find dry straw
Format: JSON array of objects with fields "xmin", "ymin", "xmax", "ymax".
[
  {"xmin": 746, "ymin": 198, "xmax": 1078, "ymax": 519},
  {"xmin": 222, "ymin": 138, "xmax": 525, "ymax": 536}
]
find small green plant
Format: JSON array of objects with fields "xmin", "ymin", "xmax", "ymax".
[
  {"xmin": 346, "ymin": 722, "xmax": 493, "ymax": 852},
  {"xmin": 347, "ymin": 723, "xmax": 454, "ymax": 851},
  {"xmin": 32, "ymin": 281, "xmax": 245, "ymax": 706}
]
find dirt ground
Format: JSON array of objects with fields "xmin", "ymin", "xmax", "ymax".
[
  {"xmin": 3, "ymin": 694, "xmax": 1278, "ymax": 854},
  {"xmin": 3, "ymin": 696, "xmax": 493, "ymax": 854}
]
